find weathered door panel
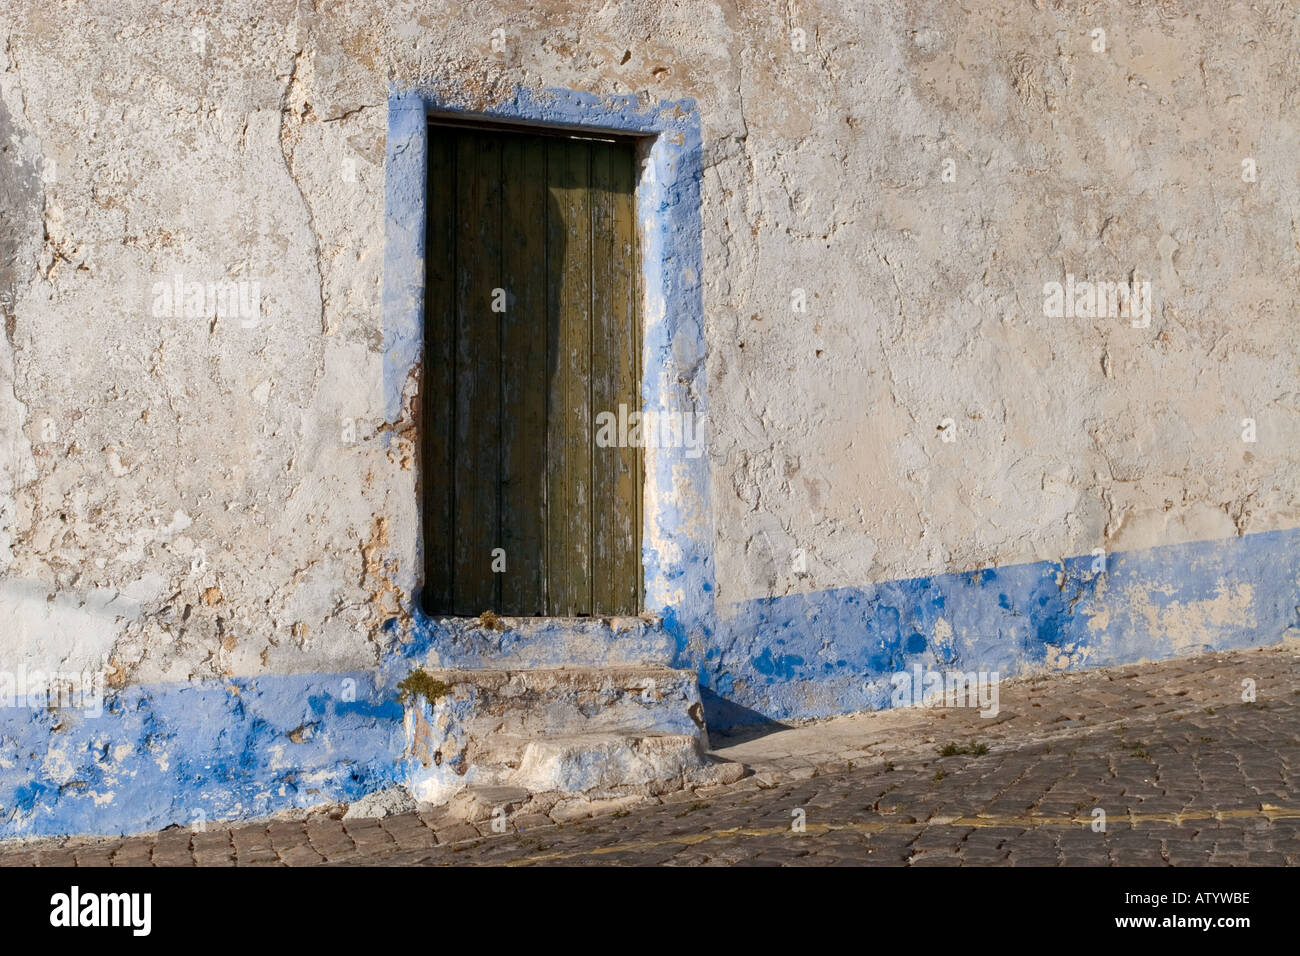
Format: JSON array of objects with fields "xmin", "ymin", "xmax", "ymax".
[{"xmin": 423, "ymin": 125, "xmax": 641, "ymax": 618}]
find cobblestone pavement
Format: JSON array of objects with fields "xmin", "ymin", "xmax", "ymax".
[{"xmin": 3, "ymin": 645, "xmax": 1298, "ymax": 866}]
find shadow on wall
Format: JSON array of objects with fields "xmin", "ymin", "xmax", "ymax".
[{"xmin": 698, "ymin": 688, "xmax": 792, "ymax": 743}]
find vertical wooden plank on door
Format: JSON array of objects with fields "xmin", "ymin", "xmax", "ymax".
[
  {"xmin": 633, "ymin": 151, "xmax": 644, "ymax": 615},
  {"xmin": 546, "ymin": 137, "xmax": 593, "ymax": 615},
  {"xmin": 422, "ymin": 128, "xmax": 457, "ymax": 613},
  {"xmin": 590, "ymin": 142, "xmax": 640, "ymax": 615},
  {"xmin": 500, "ymin": 135, "xmax": 548, "ymax": 615},
  {"xmin": 453, "ymin": 131, "xmax": 503, "ymax": 614}
]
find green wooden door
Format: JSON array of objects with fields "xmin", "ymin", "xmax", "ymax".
[{"xmin": 422, "ymin": 124, "xmax": 642, "ymax": 617}]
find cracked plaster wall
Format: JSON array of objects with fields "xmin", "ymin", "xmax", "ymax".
[{"xmin": 1, "ymin": 0, "xmax": 1298, "ymax": 695}]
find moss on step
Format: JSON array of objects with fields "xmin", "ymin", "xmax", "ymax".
[{"xmin": 398, "ymin": 668, "xmax": 451, "ymax": 706}]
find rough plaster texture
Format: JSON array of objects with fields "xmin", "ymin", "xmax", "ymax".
[{"xmin": 1, "ymin": 0, "xmax": 1299, "ymax": 835}]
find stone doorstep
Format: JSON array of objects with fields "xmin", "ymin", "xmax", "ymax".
[
  {"xmin": 407, "ymin": 664, "xmax": 708, "ymax": 739},
  {"xmin": 512, "ymin": 731, "xmax": 709, "ymax": 791},
  {"xmin": 428, "ymin": 754, "xmax": 747, "ymax": 833},
  {"xmin": 409, "ymin": 726, "xmax": 746, "ymax": 805},
  {"xmin": 403, "ymin": 664, "xmax": 741, "ymax": 807},
  {"xmin": 412, "ymin": 663, "xmax": 698, "ymax": 690}
]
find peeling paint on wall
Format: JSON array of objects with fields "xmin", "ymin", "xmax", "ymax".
[
  {"xmin": 3, "ymin": 0, "xmax": 1300, "ymax": 838},
  {"xmin": 694, "ymin": 528, "xmax": 1300, "ymax": 726},
  {"xmin": 1, "ymin": 671, "xmax": 402, "ymax": 838},
  {"xmin": 6, "ymin": 526, "xmax": 1295, "ymax": 838}
]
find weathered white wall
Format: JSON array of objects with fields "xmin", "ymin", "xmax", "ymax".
[
  {"xmin": 703, "ymin": 0, "xmax": 1300, "ymax": 609},
  {"xmin": 1, "ymin": 0, "xmax": 1298, "ymax": 689}
]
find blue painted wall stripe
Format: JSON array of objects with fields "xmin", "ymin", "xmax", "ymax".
[
  {"xmin": 696, "ymin": 528, "xmax": 1300, "ymax": 724},
  {"xmin": 3, "ymin": 529, "xmax": 1296, "ymax": 838},
  {"xmin": 1, "ymin": 672, "xmax": 403, "ymax": 839}
]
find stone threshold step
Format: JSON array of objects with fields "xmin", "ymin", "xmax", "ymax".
[{"xmin": 401, "ymin": 664, "xmax": 739, "ymax": 805}]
